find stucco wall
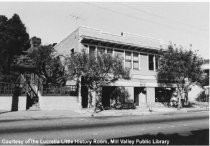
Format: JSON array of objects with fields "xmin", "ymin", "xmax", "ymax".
[
  {"xmin": 0, "ymin": 96, "xmax": 26, "ymax": 111},
  {"xmin": 54, "ymin": 29, "xmax": 79, "ymax": 56},
  {"xmin": 40, "ymin": 96, "xmax": 78, "ymax": 110},
  {"xmin": 188, "ymin": 85, "xmax": 204, "ymax": 101},
  {"xmin": 18, "ymin": 96, "xmax": 26, "ymax": 111},
  {"xmin": 146, "ymin": 87, "xmax": 155, "ymax": 103},
  {"xmin": 0, "ymin": 96, "xmax": 12, "ymax": 111}
]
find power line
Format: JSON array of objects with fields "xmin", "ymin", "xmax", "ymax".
[
  {"xmin": 119, "ymin": 3, "xmax": 208, "ymax": 32},
  {"xmin": 83, "ymin": 3, "xmax": 207, "ymax": 37}
]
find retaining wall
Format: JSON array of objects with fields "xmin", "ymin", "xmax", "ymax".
[
  {"xmin": 0, "ymin": 96, "xmax": 26, "ymax": 111},
  {"xmin": 39, "ymin": 96, "xmax": 79, "ymax": 110}
]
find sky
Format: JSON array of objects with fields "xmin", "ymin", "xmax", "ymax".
[{"xmin": 0, "ymin": 2, "xmax": 209, "ymax": 59}]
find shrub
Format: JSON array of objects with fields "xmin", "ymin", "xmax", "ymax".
[{"xmin": 110, "ymin": 87, "xmax": 136, "ymax": 109}]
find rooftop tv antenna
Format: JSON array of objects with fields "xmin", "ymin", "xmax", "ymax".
[{"xmin": 69, "ymin": 14, "xmax": 85, "ymax": 26}]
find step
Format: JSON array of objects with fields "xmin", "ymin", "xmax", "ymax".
[{"xmin": 28, "ymin": 103, "xmax": 40, "ymax": 111}]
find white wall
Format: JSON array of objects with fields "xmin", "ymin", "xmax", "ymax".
[
  {"xmin": 188, "ymin": 85, "xmax": 204, "ymax": 101},
  {"xmin": 0, "ymin": 96, "xmax": 12, "ymax": 111},
  {"xmin": 0, "ymin": 96, "xmax": 26, "ymax": 111},
  {"xmin": 146, "ymin": 87, "xmax": 155, "ymax": 103},
  {"xmin": 40, "ymin": 96, "xmax": 79, "ymax": 111},
  {"xmin": 18, "ymin": 96, "xmax": 26, "ymax": 111}
]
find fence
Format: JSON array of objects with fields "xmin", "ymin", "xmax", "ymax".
[
  {"xmin": 0, "ymin": 82, "xmax": 26, "ymax": 96},
  {"xmin": 42, "ymin": 85, "xmax": 77, "ymax": 96},
  {"xmin": 0, "ymin": 82, "xmax": 77, "ymax": 96}
]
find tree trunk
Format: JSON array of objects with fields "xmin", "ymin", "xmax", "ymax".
[
  {"xmin": 78, "ymin": 76, "xmax": 82, "ymax": 110},
  {"xmin": 89, "ymin": 86, "xmax": 102, "ymax": 116},
  {"xmin": 184, "ymin": 87, "xmax": 189, "ymax": 106},
  {"xmin": 177, "ymin": 91, "xmax": 183, "ymax": 110},
  {"xmin": 88, "ymin": 89, "xmax": 96, "ymax": 116}
]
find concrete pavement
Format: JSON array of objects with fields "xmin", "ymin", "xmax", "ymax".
[{"xmin": 0, "ymin": 104, "xmax": 208, "ymax": 121}]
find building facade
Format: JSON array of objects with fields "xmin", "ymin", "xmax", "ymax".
[{"xmin": 55, "ymin": 26, "xmax": 175, "ymax": 108}]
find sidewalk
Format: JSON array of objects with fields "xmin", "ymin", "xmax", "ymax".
[{"xmin": 0, "ymin": 105, "xmax": 208, "ymax": 121}]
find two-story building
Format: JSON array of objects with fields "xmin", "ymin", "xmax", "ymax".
[{"xmin": 54, "ymin": 26, "xmax": 175, "ymax": 108}]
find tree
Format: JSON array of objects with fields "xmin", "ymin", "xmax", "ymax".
[
  {"xmin": 27, "ymin": 37, "xmax": 66, "ymax": 86},
  {"xmin": 65, "ymin": 50, "xmax": 130, "ymax": 114},
  {"xmin": 157, "ymin": 45, "xmax": 204, "ymax": 109},
  {"xmin": 0, "ymin": 14, "xmax": 30, "ymax": 81}
]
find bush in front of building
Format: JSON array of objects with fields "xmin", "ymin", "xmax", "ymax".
[
  {"xmin": 157, "ymin": 45, "xmax": 204, "ymax": 109},
  {"xmin": 196, "ymin": 90, "xmax": 209, "ymax": 102},
  {"xmin": 110, "ymin": 87, "xmax": 136, "ymax": 110}
]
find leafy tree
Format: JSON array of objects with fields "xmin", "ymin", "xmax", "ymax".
[
  {"xmin": 157, "ymin": 45, "xmax": 204, "ymax": 109},
  {"xmin": 27, "ymin": 37, "xmax": 66, "ymax": 86},
  {"xmin": 0, "ymin": 14, "xmax": 30, "ymax": 80},
  {"xmin": 65, "ymin": 50, "xmax": 130, "ymax": 113}
]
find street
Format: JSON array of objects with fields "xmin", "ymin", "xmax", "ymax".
[{"xmin": 0, "ymin": 111, "xmax": 209, "ymax": 145}]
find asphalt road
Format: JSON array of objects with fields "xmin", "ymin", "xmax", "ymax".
[{"xmin": 0, "ymin": 111, "xmax": 209, "ymax": 145}]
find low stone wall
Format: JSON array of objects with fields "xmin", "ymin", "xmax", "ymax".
[
  {"xmin": 40, "ymin": 96, "xmax": 78, "ymax": 110},
  {"xmin": 0, "ymin": 96, "xmax": 26, "ymax": 111}
]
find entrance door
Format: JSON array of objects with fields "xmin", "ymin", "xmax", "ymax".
[
  {"xmin": 81, "ymin": 86, "xmax": 88, "ymax": 108},
  {"xmin": 102, "ymin": 86, "xmax": 116, "ymax": 108},
  {"xmin": 134, "ymin": 87, "xmax": 146, "ymax": 106}
]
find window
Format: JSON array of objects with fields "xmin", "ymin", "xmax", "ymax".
[
  {"xmin": 89, "ymin": 46, "xmax": 96, "ymax": 56},
  {"xmin": 155, "ymin": 56, "xmax": 159, "ymax": 70},
  {"xmin": 71, "ymin": 48, "xmax": 74, "ymax": 54},
  {"xmin": 115, "ymin": 50, "xmax": 124, "ymax": 59},
  {"xmin": 140, "ymin": 53, "xmax": 148, "ymax": 70},
  {"xmin": 107, "ymin": 48, "xmax": 113, "ymax": 55},
  {"xmin": 125, "ymin": 51, "xmax": 131, "ymax": 68},
  {"xmin": 149, "ymin": 55, "xmax": 154, "ymax": 70},
  {"xmin": 133, "ymin": 52, "xmax": 139, "ymax": 70},
  {"xmin": 84, "ymin": 44, "xmax": 88, "ymax": 49},
  {"xmin": 97, "ymin": 47, "xmax": 105, "ymax": 55}
]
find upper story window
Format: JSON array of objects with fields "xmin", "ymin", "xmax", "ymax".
[
  {"xmin": 133, "ymin": 52, "xmax": 139, "ymax": 70},
  {"xmin": 155, "ymin": 56, "xmax": 159, "ymax": 70},
  {"xmin": 149, "ymin": 55, "xmax": 154, "ymax": 71},
  {"xmin": 107, "ymin": 48, "xmax": 113, "ymax": 55},
  {"xmin": 97, "ymin": 47, "xmax": 105, "ymax": 55},
  {"xmin": 115, "ymin": 50, "xmax": 124, "ymax": 60},
  {"xmin": 125, "ymin": 51, "xmax": 132, "ymax": 69},
  {"xmin": 89, "ymin": 46, "xmax": 96, "ymax": 56},
  {"xmin": 71, "ymin": 48, "xmax": 74, "ymax": 54}
]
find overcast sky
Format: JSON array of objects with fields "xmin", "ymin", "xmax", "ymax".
[{"xmin": 0, "ymin": 2, "xmax": 209, "ymax": 59}]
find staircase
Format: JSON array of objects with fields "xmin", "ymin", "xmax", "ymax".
[
  {"xmin": 27, "ymin": 83, "xmax": 40, "ymax": 110},
  {"xmin": 21, "ymin": 73, "xmax": 43, "ymax": 110}
]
